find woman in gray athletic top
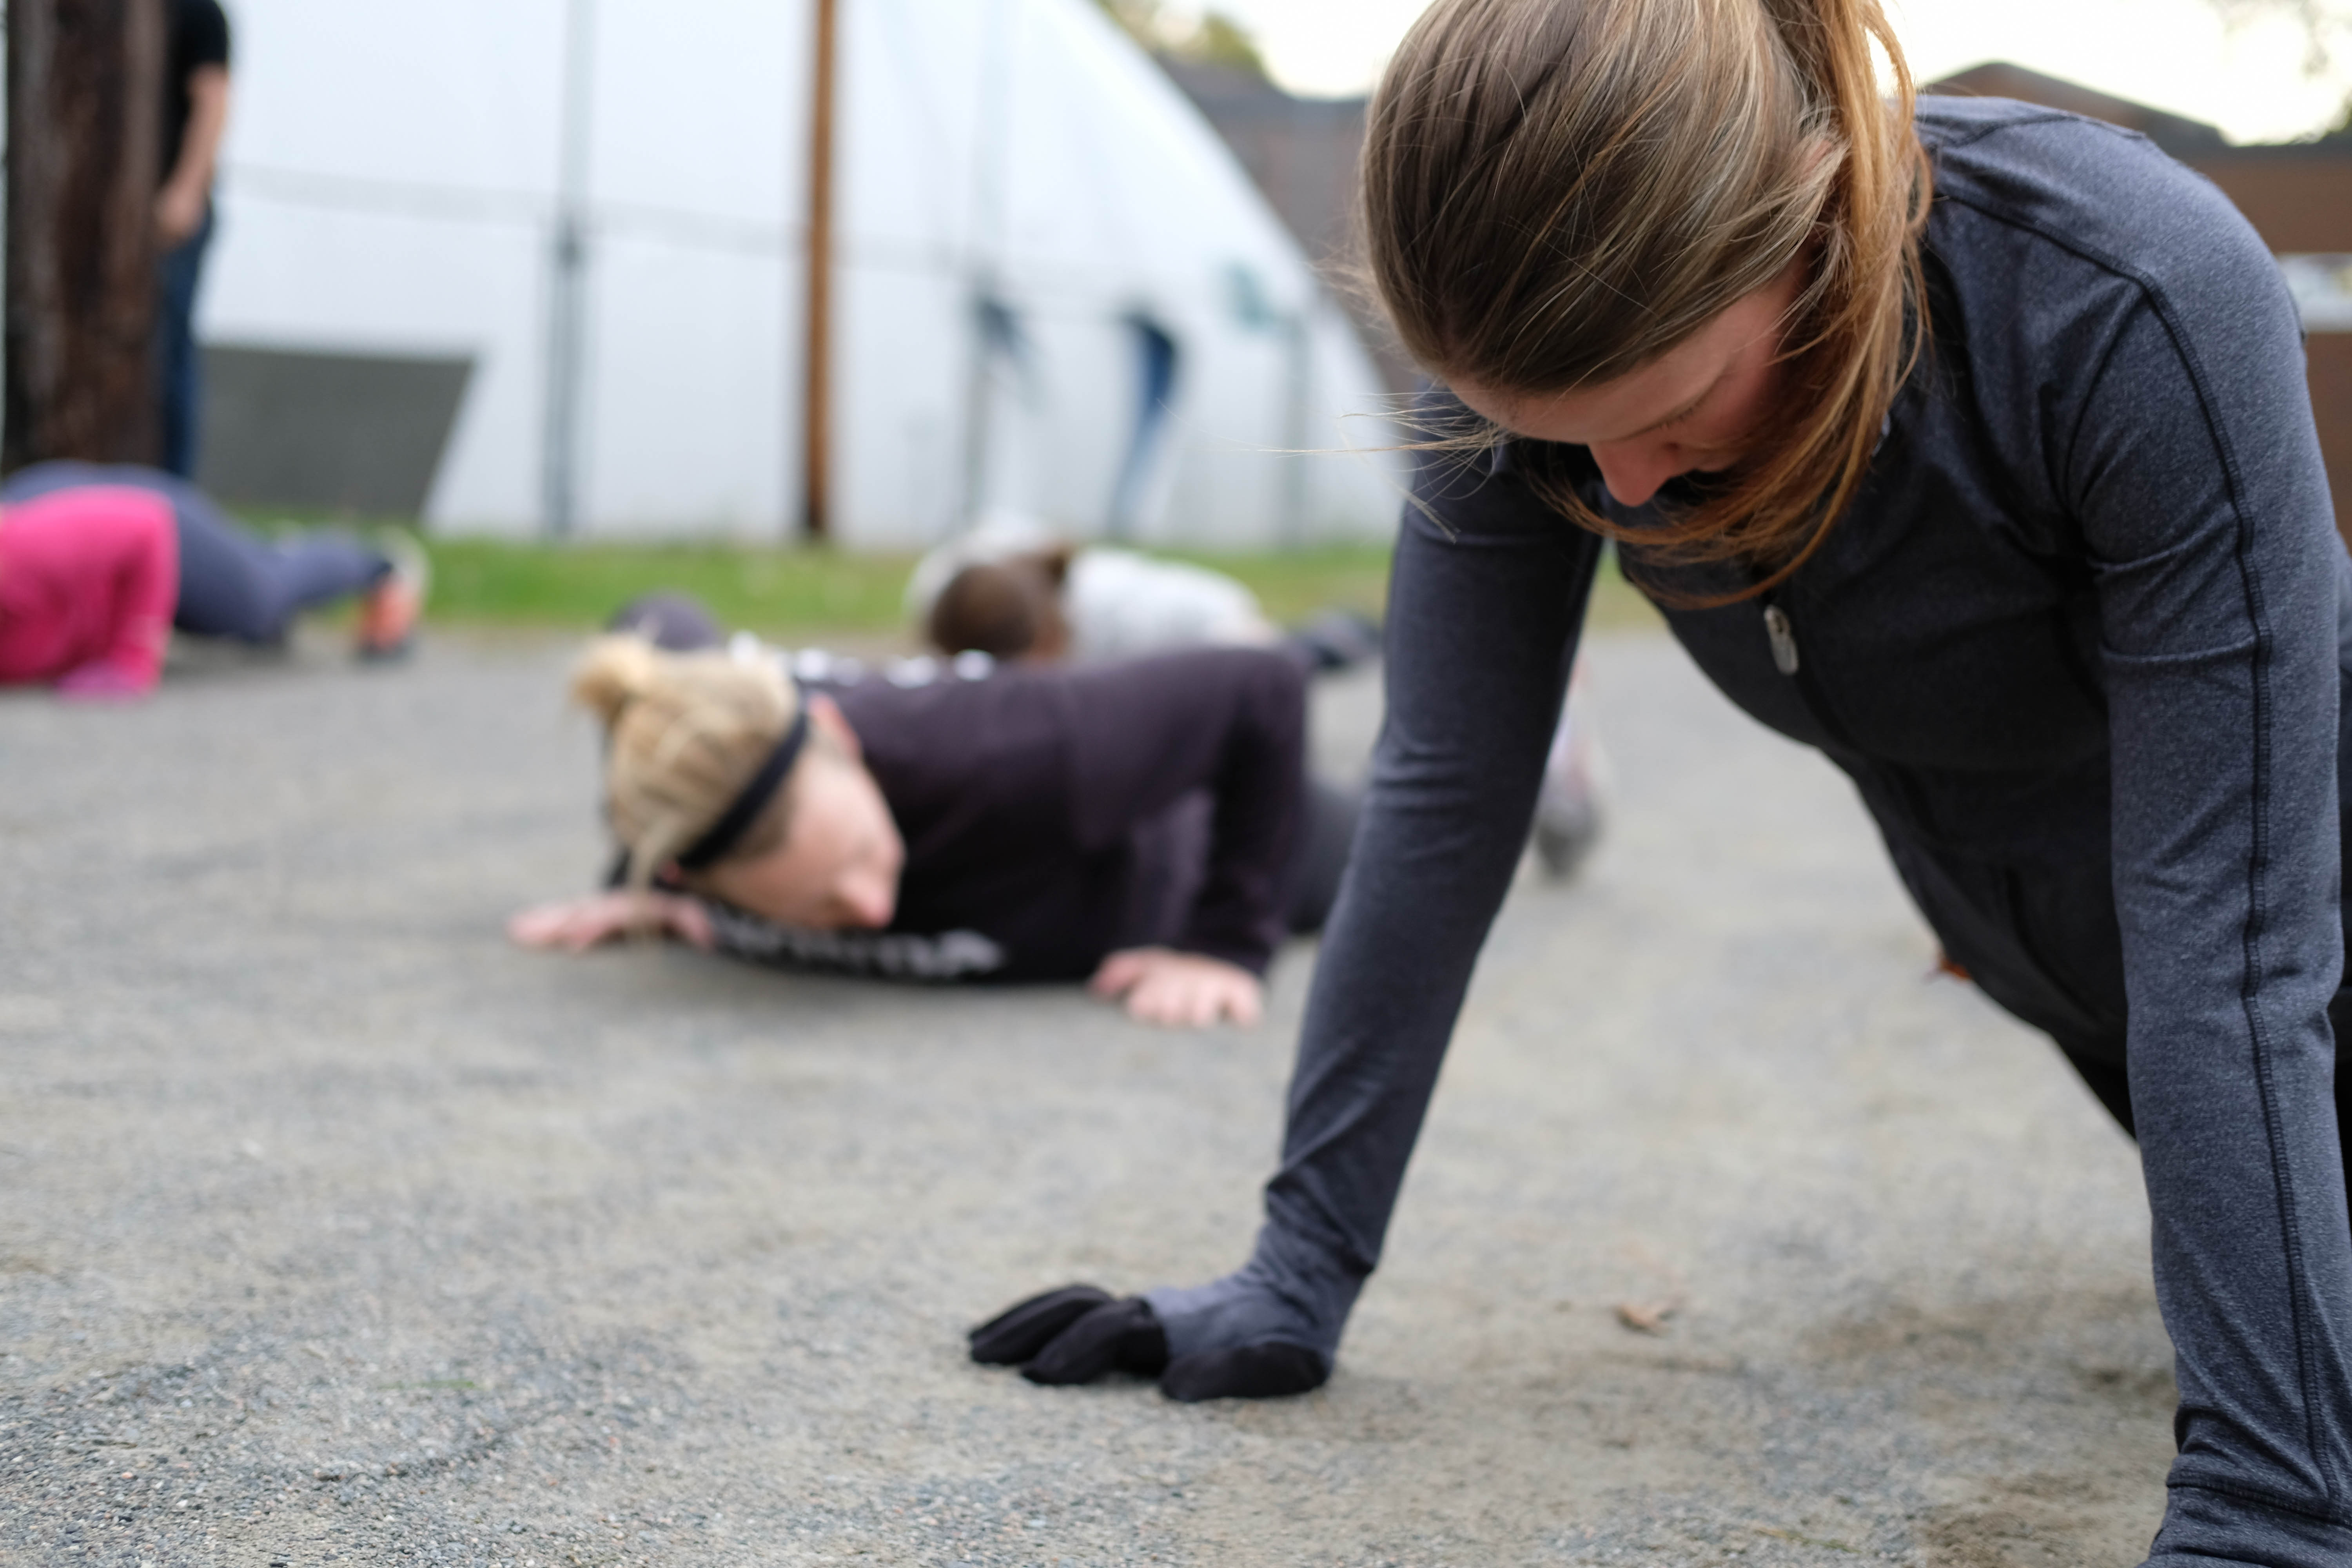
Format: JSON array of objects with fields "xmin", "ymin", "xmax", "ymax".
[{"xmin": 971, "ymin": 2, "xmax": 2352, "ymax": 1560}]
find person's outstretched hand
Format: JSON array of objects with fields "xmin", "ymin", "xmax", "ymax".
[
  {"xmin": 968, "ymin": 1284, "xmax": 1328, "ymax": 1402},
  {"xmin": 507, "ymin": 890, "xmax": 714, "ymax": 953},
  {"xmin": 1088, "ymin": 948, "xmax": 1263, "ymax": 1029}
]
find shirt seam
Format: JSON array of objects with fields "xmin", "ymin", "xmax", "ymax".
[
  {"xmin": 1918, "ymin": 106, "xmax": 2102, "ymax": 156},
  {"xmin": 1917, "ymin": 102, "xmax": 2178, "ymax": 178},
  {"xmin": 2102, "ymin": 288, "xmax": 2328, "ymax": 1519}
]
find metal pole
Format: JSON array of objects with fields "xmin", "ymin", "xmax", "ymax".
[
  {"xmin": 1281, "ymin": 300, "xmax": 1312, "ymax": 545},
  {"xmin": 541, "ymin": 0, "xmax": 593, "ymax": 539},
  {"xmin": 799, "ymin": 0, "xmax": 839, "ymax": 541},
  {"xmin": 957, "ymin": 0, "xmax": 1013, "ymax": 531}
]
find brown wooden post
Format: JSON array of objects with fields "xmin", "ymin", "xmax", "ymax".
[
  {"xmin": 6, "ymin": 0, "xmax": 167, "ymax": 470},
  {"xmin": 799, "ymin": 0, "xmax": 839, "ymax": 541}
]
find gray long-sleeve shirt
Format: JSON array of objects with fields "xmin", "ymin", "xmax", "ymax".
[{"xmin": 1149, "ymin": 97, "xmax": 2352, "ymax": 1564}]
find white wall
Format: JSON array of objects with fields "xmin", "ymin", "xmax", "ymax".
[{"xmin": 201, "ymin": 0, "xmax": 1405, "ymax": 546}]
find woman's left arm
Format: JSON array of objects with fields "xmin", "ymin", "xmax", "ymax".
[
  {"xmin": 2072, "ymin": 236, "xmax": 2352, "ymax": 1549},
  {"xmin": 1060, "ymin": 646, "xmax": 1310, "ymax": 981}
]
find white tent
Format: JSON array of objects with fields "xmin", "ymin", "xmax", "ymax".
[{"xmin": 201, "ymin": 0, "xmax": 1407, "ymax": 546}]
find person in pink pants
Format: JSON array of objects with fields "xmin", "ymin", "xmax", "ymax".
[
  {"xmin": 0, "ymin": 486, "xmax": 180, "ymax": 699},
  {"xmin": 0, "ymin": 468, "xmax": 428, "ymax": 700}
]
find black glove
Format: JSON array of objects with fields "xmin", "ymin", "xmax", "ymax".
[{"xmin": 968, "ymin": 1283, "xmax": 1330, "ymax": 1402}]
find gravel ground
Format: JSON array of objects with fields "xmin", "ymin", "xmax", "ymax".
[{"xmin": 0, "ymin": 626, "xmax": 2172, "ymax": 1568}]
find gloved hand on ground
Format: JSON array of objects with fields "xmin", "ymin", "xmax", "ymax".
[{"xmin": 968, "ymin": 1284, "xmax": 1330, "ymax": 1402}]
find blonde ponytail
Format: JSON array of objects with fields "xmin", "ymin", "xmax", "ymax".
[
  {"xmin": 1363, "ymin": 0, "xmax": 1930, "ymax": 590},
  {"xmin": 570, "ymin": 635, "xmax": 806, "ymax": 887}
]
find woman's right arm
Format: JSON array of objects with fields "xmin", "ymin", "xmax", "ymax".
[{"xmin": 1140, "ymin": 421, "xmax": 1603, "ymax": 1377}]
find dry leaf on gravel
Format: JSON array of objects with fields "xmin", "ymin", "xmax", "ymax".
[{"xmin": 1615, "ymin": 1296, "xmax": 1684, "ymax": 1334}]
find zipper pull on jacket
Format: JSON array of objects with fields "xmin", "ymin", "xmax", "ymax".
[{"xmin": 1762, "ymin": 603, "xmax": 1800, "ymax": 675}]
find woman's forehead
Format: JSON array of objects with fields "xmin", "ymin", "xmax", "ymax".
[
  {"xmin": 1453, "ymin": 277, "xmax": 1789, "ymax": 446},
  {"xmin": 1457, "ymin": 338, "xmax": 1721, "ymax": 446}
]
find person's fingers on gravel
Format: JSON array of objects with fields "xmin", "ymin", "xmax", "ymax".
[
  {"xmin": 1158, "ymin": 1342, "xmax": 1329, "ymax": 1403},
  {"xmin": 1088, "ymin": 950, "xmax": 1148, "ymax": 1000},
  {"xmin": 562, "ymin": 914, "xmax": 616, "ymax": 952},
  {"xmin": 1122, "ymin": 964, "xmax": 1259, "ymax": 1029},
  {"xmin": 506, "ymin": 902, "xmax": 577, "ymax": 949},
  {"xmin": 555, "ymin": 901, "xmax": 624, "ymax": 951},
  {"xmin": 510, "ymin": 895, "xmax": 638, "ymax": 951},
  {"xmin": 968, "ymin": 1284, "xmax": 1113, "ymax": 1365},
  {"xmin": 1120, "ymin": 975, "xmax": 1171, "ymax": 1025},
  {"xmin": 1158, "ymin": 984, "xmax": 1206, "ymax": 1027},
  {"xmin": 1134, "ymin": 983, "xmax": 1185, "ymax": 1027},
  {"xmin": 667, "ymin": 896, "xmax": 716, "ymax": 950},
  {"xmin": 1124, "ymin": 968, "xmax": 1191, "ymax": 1026},
  {"xmin": 1020, "ymin": 1298, "xmax": 1170, "ymax": 1385}
]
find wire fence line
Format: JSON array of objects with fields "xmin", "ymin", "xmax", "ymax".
[{"xmin": 219, "ymin": 159, "xmax": 1231, "ymax": 319}]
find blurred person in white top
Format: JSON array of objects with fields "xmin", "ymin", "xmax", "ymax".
[{"xmin": 907, "ymin": 511, "xmax": 1608, "ymax": 879}]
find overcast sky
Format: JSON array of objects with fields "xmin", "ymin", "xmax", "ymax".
[{"xmin": 1205, "ymin": 0, "xmax": 2352, "ymax": 144}]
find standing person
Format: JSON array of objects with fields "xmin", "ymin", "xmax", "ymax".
[
  {"xmin": 155, "ymin": 0, "xmax": 232, "ymax": 478},
  {"xmin": 968, "ymin": 1, "xmax": 2352, "ymax": 1559}
]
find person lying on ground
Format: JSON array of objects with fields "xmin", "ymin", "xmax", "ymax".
[
  {"xmin": 915, "ymin": 515, "xmax": 1608, "ymax": 878},
  {"xmin": 968, "ymin": 2, "xmax": 2352, "ymax": 1561},
  {"xmin": 906, "ymin": 514, "xmax": 1306, "ymax": 666},
  {"xmin": 0, "ymin": 463, "xmax": 425, "ymax": 699},
  {"xmin": 508, "ymin": 602, "xmax": 1358, "ymax": 1028}
]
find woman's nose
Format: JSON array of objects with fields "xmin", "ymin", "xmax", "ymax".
[
  {"xmin": 837, "ymin": 869, "xmax": 895, "ymax": 930},
  {"xmin": 1588, "ymin": 441, "xmax": 1686, "ymax": 509}
]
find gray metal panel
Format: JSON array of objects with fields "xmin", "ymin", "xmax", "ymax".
[{"xmin": 196, "ymin": 344, "xmax": 474, "ymax": 520}]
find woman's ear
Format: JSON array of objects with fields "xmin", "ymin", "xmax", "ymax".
[
  {"xmin": 1027, "ymin": 607, "xmax": 1072, "ymax": 663},
  {"xmin": 806, "ymin": 693, "xmax": 863, "ymax": 764}
]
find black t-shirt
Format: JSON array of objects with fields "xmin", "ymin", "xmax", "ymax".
[
  {"xmin": 698, "ymin": 646, "xmax": 1310, "ymax": 983},
  {"xmin": 163, "ymin": 0, "xmax": 232, "ymax": 186}
]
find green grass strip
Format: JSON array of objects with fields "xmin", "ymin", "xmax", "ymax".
[
  {"xmin": 419, "ymin": 538, "xmax": 1429, "ymax": 640},
  {"xmin": 246, "ymin": 519, "xmax": 1659, "ymax": 641}
]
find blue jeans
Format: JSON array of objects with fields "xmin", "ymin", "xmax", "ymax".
[{"xmin": 154, "ymin": 203, "xmax": 214, "ymax": 478}]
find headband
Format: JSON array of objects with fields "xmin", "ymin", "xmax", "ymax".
[
  {"xmin": 675, "ymin": 702, "xmax": 813, "ymax": 871},
  {"xmin": 606, "ymin": 698, "xmax": 813, "ymax": 886}
]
